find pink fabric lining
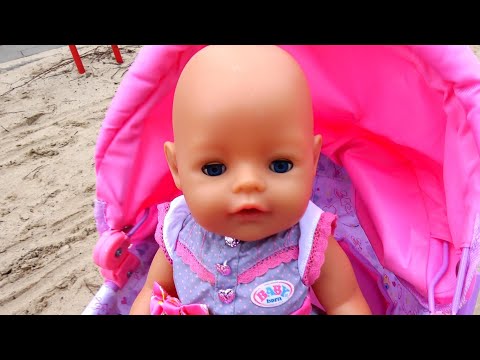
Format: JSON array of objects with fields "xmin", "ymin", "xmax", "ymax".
[
  {"xmin": 94, "ymin": 199, "xmax": 109, "ymax": 235},
  {"xmin": 290, "ymin": 295, "xmax": 312, "ymax": 315},
  {"xmin": 176, "ymin": 241, "xmax": 215, "ymax": 285},
  {"xmin": 238, "ymin": 246, "xmax": 299, "ymax": 284},
  {"xmin": 155, "ymin": 202, "xmax": 172, "ymax": 264},
  {"xmin": 302, "ymin": 212, "xmax": 337, "ymax": 286},
  {"xmin": 93, "ymin": 45, "xmax": 480, "ymax": 307}
]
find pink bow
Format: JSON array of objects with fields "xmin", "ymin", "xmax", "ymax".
[{"xmin": 150, "ymin": 282, "xmax": 209, "ymax": 315}]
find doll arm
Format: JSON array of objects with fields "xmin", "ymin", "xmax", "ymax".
[
  {"xmin": 130, "ymin": 248, "xmax": 177, "ymax": 315},
  {"xmin": 311, "ymin": 235, "xmax": 371, "ymax": 315}
]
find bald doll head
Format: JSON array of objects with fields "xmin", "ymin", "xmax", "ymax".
[{"xmin": 165, "ymin": 45, "xmax": 322, "ymax": 241}]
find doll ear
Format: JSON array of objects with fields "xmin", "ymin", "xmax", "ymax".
[
  {"xmin": 164, "ymin": 141, "xmax": 182, "ymax": 190},
  {"xmin": 313, "ymin": 134, "xmax": 322, "ymax": 170}
]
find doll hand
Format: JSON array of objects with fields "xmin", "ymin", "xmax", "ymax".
[{"xmin": 150, "ymin": 282, "xmax": 209, "ymax": 315}]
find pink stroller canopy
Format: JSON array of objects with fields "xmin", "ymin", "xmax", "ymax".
[{"xmin": 90, "ymin": 45, "xmax": 480, "ymax": 315}]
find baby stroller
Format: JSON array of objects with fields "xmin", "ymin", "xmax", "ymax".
[{"xmin": 83, "ymin": 45, "xmax": 480, "ymax": 315}]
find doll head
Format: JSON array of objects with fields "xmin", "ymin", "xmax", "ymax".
[{"xmin": 165, "ymin": 45, "xmax": 322, "ymax": 241}]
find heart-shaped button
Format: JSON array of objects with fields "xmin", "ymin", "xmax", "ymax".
[
  {"xmin": 218, "ymin": 288, "xmax": 235, "ymax": 304},
  {"xmin": 225, "ymin": 236, "xmax": 240, "ymax": 248},
  {"xmin": 216, "ymin": 261, "xmax": 231, "ymax": 276}
]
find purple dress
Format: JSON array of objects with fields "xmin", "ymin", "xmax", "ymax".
[{"xmin": 155, "ymin": 195, "xmax": 337, "ymax": 315}]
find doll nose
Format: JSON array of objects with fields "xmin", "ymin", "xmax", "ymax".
[{"xmin": 232, "ymin": 168, "xmax": 266, "ymax": 193}]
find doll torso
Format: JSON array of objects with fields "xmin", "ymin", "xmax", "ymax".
[{"xmin": 157, "ymin": 195, "xmax": 336, "ymax": 315}]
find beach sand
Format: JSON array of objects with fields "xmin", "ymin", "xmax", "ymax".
[
  {"xmin": 0, "ymin": 45, "xmax": 141, "ymax": 314},
  {"xmin": 0, "ymin": 45, "xmax": 479, "ymax": 314}
]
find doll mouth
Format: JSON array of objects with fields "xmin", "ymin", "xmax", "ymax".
[
  {"xmin": 231, "ymin": 204, "xmax": 267, "ymax": 214},
  {"xmin": 231, "ymin": 206, "xmax": 268, "ymax": 221},
  {"xmin": 237, "ymin": 208, "xmax": 263, "ymax": 215}
]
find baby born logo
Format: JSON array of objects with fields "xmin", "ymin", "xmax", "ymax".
[{"xmin": 251, "ymin": 280, "xmax": 294, "ymax": 307}]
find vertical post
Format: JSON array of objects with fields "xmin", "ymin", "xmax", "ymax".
[
  {"xmin": 111, "ymin": 45, "xmax": 123, "ymax": 64},
  {"xmin": 68, "ymin": 45, "xmax": 85, "ymax": 74}
]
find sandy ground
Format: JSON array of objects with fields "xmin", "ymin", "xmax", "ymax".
[
  {"xmin": 0, "ymin": 45, "xmax": 142, "ymax": 314},
  {"xmin": 0, "ymin": 45, "xmax": 479, "ymax": 315}
]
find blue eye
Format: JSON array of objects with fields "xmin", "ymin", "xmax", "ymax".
[
  {"xmin": 202, "ymin": 163, "xmax": 226, "ymax": 176},
  {"xmin": 270, "ymin": 160, "xmax": 293, "ymax": 173}
]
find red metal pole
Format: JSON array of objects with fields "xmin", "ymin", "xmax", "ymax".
[
  {"xmin": 111, "ymin": 45, "xmax": 123, "ymax": 64},
  {"xmin": 68, "ymin": 45, "xmax": 85, "ymax": 74}
]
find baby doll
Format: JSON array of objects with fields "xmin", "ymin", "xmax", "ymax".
[{"xmin": 130, "ymin": 45, "xmax": 371, "ymax": 315}]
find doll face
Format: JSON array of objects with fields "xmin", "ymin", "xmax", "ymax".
[{"xmin": 166, "ymin": 45, "xmax": 322, "ymax": 241}]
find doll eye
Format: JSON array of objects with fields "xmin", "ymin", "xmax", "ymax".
[
  {"xmin": 269, "ymin": 160, "xmax": 293, "ymax": 173},
  {"xmin": 202, "ymin": 163, "xmax": 226, "ymax": 176}
]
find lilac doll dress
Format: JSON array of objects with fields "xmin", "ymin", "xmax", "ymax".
[{"xmin": 155, "ymin": 195, "xmax": 337, "ymax": 315}]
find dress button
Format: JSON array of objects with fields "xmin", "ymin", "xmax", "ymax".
[
  {"xmin": 216, "ymin": 260, "xmax": 231, "ymax": 276},
  {"xmin": 218, "ymin": 288, "xmax": 235, "ymax": 304},
  {"xmin": 225, "ymin": 236, "xmax": 240, "ymax": 247}
]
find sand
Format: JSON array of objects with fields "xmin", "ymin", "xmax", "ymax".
[
  {"xmin": 0, "ymin": 45, "xmax": 142, "ymax": 314},
  {"xmin": 0, "ymin": 45, "xmax": 479, "ymax": 315}
]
